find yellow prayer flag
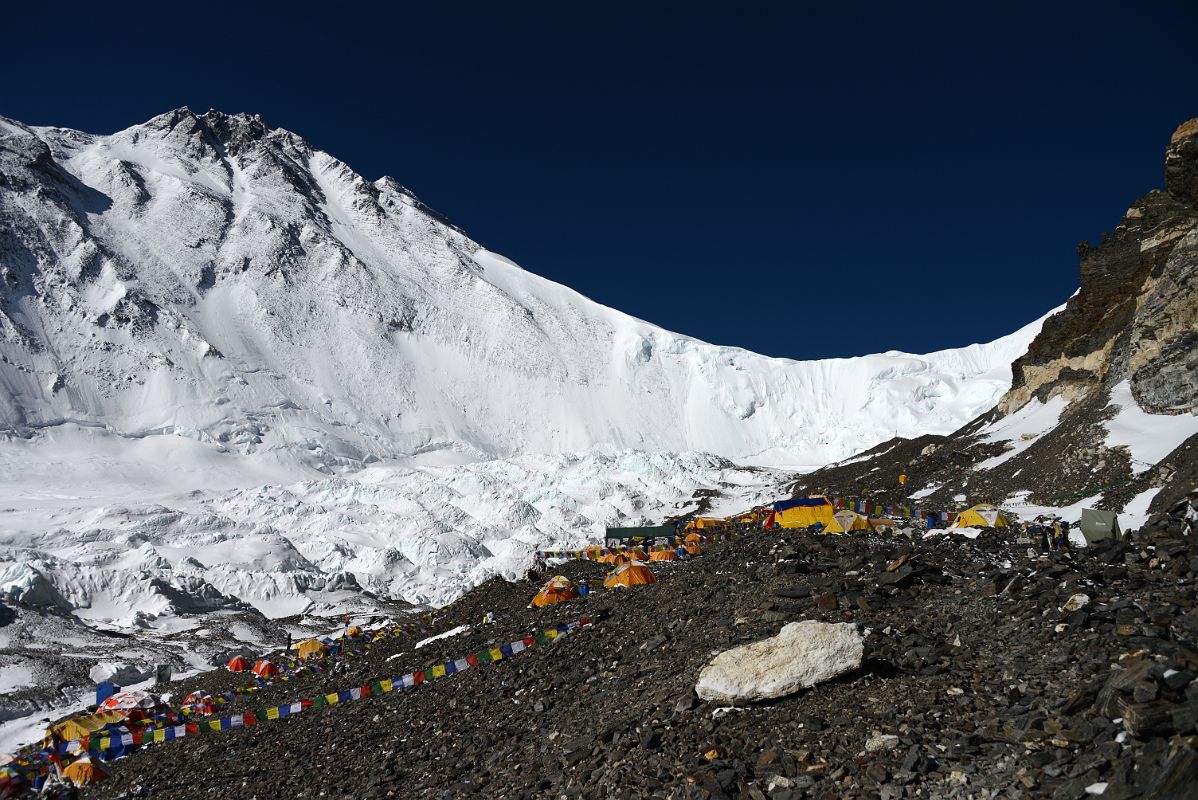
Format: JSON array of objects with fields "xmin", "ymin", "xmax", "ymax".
[
  {"xmin": 325, "ymin": 693, "xmax": 339, "ymax": 705},
  {"xmin": 266, "ymin": 707, "xmax": 280, "ymax": 720},
  {"xmin": 432, "ymin": 664, "xmax": 447, "ymax": 678},
  {"xmin": 489, "ymin": 647, "xmax": 503, "ymax": 662},
  {"xmin": 153, "ymin": 729, "xmax": 166, "ymax": 743},
  {"xmin": 380, "ymin": 679, "xmax": 393, "ymax": 693}
]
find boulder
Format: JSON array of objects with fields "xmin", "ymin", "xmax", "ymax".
[{"xmin": 695, "ymin": 621, "xmax": 863, "ymax": 704}]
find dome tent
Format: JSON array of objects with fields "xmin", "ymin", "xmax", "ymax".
[
  {"xmin": 951, "ymin": 504, "xmax": 1008, "ymax": 529},
  {"xmin": 530, "ymin": 576, "xmax": 578, "ymax": 608},
  {"xmin": 825, "ymin": 510, "xmax": 870, "ymax": 534},
  {"xmin": 604, "ymin": 562, "xmax": 657, "ymax": 589}
]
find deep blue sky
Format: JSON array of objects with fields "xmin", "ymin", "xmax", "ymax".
[{"xmin": 3, "ymin": 3, "xmax": 1195, "ymax": 359}]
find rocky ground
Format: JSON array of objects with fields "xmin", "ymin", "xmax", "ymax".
[{"xmin": 53, "ymin": 520, "xmax": 1198, "ymax": 800}]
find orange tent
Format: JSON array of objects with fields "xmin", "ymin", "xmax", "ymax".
[
  {"xmin": 226, "ymin": 656, "xmax": 251, "ymax": 672},
  {"xmin": 603, "ymin": 562, "xmax": 657, "ymax": 589},
  {"xmin": 345, "ymin": 625, "xmax": 363, "ymax": 638},
  {"xmin": 63, "ymin": 758, "xmax": 108, "ymax": 787},
  {"xmin": 627, "ymin": 548, "xmax": 649, "ymax": 560},
  {"xmin": 649, "ymin": 549, "xmax": 676, "ymax": 562},
  {"xmin": 530, "ymin": 576, "xmax": 578, "ymax": 608},
  {"xmin": 684, "ymin": 542, "xmax": 704, "ymax": 556},
  {"xmin": 252, "ymin": 659, "xmax": 280, "ymax": 678},
  {"xmin": 684, "ymin": 532, "xmax": 703, "ymax": 542}
]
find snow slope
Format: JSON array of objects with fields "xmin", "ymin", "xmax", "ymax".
[{"xmin": 0, "ymin": 108, "xmax": 1044, "ymax": 470}]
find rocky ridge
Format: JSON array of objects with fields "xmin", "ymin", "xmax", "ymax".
[{"xmin": 51, "ymin": 519, "xmax": 1198, "ymax": 800}]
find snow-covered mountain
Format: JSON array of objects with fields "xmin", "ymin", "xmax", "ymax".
[
  {"xmin": 0, "ymin": 106, "xmax": 1054, "ymax": 638},
  {"xmin": 0, "ymin": 108, "xmax": 1045, "ymax": 470}
]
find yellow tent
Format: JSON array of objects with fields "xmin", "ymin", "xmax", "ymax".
[
  {"xmin": 530, "ymin": 576, "xmax": 577, "ymax": 607},
  {"xmin": 345, "ymin": 625, "xmax": 363, "ymax": 638},
  {"xmin": 952, "ymin": 504, "xmax": 1009, "ymax": 529},
  {"xmin": 63, "ymin": 758, "xmax": 108, "ymax": 787},
  {"xmin": 294, "ymin": 639, "xmax": 328, "ymax": 660},
  {"xmin": 686, "ymin": 517, "xmax": 724, "ymax": 531},
  {"xmin": 774, "ymin": 497, "xmax": 836, "ymax": 529},
  {"xmin": 824, "ymin": 510, "xmax": 871, "ymax": 534},
  {"xmin": 649, "ymin": 549, "xmax": 676, "ymax": 562},
  {"xmin": 48, "ymin": 712, "xmax": 124, "ymax": 742},
  {"xmin": 604, "ymin": 562, "xmax": 657, "ymax": 589}
]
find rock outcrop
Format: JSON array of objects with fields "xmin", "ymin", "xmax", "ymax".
[{"xmin": 1002, "ymin": 118, "xmax": 1198, "ymax": 416}]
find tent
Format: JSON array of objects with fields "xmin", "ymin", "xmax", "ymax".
[
  {"xmin": 649, "ymin": 549, "xmax": 676, "ymax": 562},
  {"xmin": 226, "ymin": 655, "xmax": 251, "ymax": 672},
  {"xmin": 252, "ymin": 659, "xmax": 280, "ymax": 678},
  {"xmin": 627, "ymin": 548, "xmax": 649, "ymax": 561},
  {"xmin": 685, "ymin": 517, "xmax": 724, "ymax": 531},
  {"xmin": 1080, "ymin": 508, "xmax": 1121, "ymax": 545},
  {"xmin": 530, "ymin": 575, "xmax": 578, "ymax": 608},
  {"xmin": 63, "ymin": 758, "xmax": 108, "ymax": 787},
  {"xmin": 773, "ymin": 497, "xmax": 836, "ymax": 529},
  {"xmin": 345, "ymin": 625, "xmax": 363, "ymax": 638},
  {"xmin": 604, "ymin": 561, "xmax": 657, "ymax": 589},
  {"xmin": 951, "ymin": 504, "xmax": 1009, "ymax": 529},
  {"xmin": 683, "ymin": 542, "xmax": 704, "ymax": 556},
  {"xmin": 48, "ymin": 712, "xmax": 124, "ymax": 742},
  {"xmin": 294, "ymin": 639, "xmax": 328, "ymax": 660},
  {"xmin": 824, "ymin": 510, "xmax": 871, "ymax": 534},
  {"xmin": 869, "ymin": 517, "xmax": 900, "ymax": 531},
  {"xmin": 601, "ymin": 552, "xmax": 630, "ymax": 566},
  {"xmin": 98, "ymin": 691, "xmax": 162, "ymax": 720},
  {"xmin": 684, "ymin": 532, "xmax": 703, "ymax": 543},
  {"xmin": 182, "ymin": 691, "xmax": 215, "ymax": 716}
]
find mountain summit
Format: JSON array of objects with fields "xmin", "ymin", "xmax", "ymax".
[{"xmin": 0, "ymin": 109, "xmax": 1045, "ymax": 470}]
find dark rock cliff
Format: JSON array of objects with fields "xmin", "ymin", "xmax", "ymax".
[{"xmin": 1003, "ymin": 119, "xmax": 1198, "ymax": 415}]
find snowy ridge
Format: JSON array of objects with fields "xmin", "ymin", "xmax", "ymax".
[{"xmin": 0, "ymin": 108, "xmax": 1045, "ymax": 470}]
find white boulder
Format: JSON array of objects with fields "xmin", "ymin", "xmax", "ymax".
[{"xmin": 695, "ymin": 620, "xmax": 864, "ymax": 704}]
